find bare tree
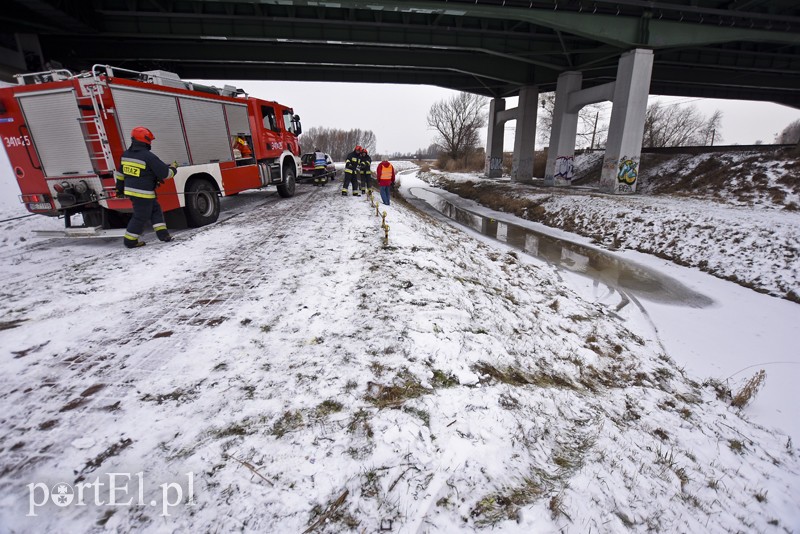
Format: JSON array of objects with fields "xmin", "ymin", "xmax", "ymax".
[
  {"xmin": 776, "ymin": 119, "xmax": 800, "ymax": 144},
  {"xmin": 427, "ymin": 92, "xmax": 487, "ymax": 159},
  {"xmin": 537, "ymin": 92, "xmax": 608, "ymax": 149},
  {"xmin": 643, "ymin": 102, "xmax": 723, "ymax": 147},
  {"xmin": 697, "ymin": 109, "xmax": 723, "ymax": 146}
]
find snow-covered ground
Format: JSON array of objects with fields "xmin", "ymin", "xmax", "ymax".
[
  {"xmin": 0, "ymin": 152, "xmax": 798, "ymax": 533},
  {"xmin": 421, "ymin": 149, "xmax": 800, "ymax": 302}
]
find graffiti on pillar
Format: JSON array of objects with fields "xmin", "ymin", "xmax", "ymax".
[
  {"xmin": 616, "ymin": 156, "xmax": 638, "ymax": 185},
  {"xmin": 489, "ymin": 156, "xmax": 503, "ymax": 172},
  {"xmin": 554, "ymin": 156, "xmax": 574, "ymax": 181}
]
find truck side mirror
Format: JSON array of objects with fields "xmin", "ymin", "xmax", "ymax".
[{"xmin": 293, "ymin": 115, "xmax": 302, "ymax": 136}]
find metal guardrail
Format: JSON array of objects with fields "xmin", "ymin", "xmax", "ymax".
[
  {"xmin": 578, "ymin": 144, "xmax": 797, "ymax": 156},
  {"xmin": 640, "ymin": 144, "xmax": 797, "ymax": 155}
]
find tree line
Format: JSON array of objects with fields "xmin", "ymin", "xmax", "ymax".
[
  {"xmin": 302, "ymin": 93, "xmax": 798, "ymax": 169},
  {"xmin": 299, "ymin": 127, "xmax": 376, "ymax": 161}
]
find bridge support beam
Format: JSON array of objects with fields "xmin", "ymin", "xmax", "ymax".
[
  {"xmin": 600, "ymin": 49, "xmax": 654, "ymax": 194},
  {"xmin": 511, "ymin": 85, "xmax": 539, "ymax": 183},
  {"xmin": 484, "ymin": 86, "xmax": 538, "ymax": 181},
  {"xmin": 544, "ymin": 72, "xmax": 582, "ymax": 186},
  {"xmin": 544, "ymin": 48, "xmax": 653, "ymax": 194},
  {"xmin": 485, "ymin": 97, "xmax": 505, "ymax": 178}
]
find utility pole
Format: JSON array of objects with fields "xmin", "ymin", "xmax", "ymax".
[
  {"xmin": 710, "ymin": 128, "xmax": 716, "ymax": 146},
  {"xmin": 590, "ymin": 112, "xmax": 599, "ymax": 150}
]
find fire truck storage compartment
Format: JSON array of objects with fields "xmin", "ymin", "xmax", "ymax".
[
  {"xmin": 110, "ymin": 87, "xmax": 189, "ymax": 165},
  {"xmin": 111, "ymin": 86, "xmax": 253, "ymax": 166},
  {"xmin": 178, "ymin": 97, "xmax": 231, "ymax": 164},
  {"xmin": 224, "ymin": 103, "xmax": 252, "ymax": 142},
  {"xmin": 17, "ymin": 89, "xmax": 94, "ymax": 177}
]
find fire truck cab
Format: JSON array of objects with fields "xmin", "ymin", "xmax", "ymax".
[{"xmin": 0, "ymin": 65, "xmax": 303, "ymax": 230}]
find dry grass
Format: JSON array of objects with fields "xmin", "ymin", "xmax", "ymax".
[
  {"xmin": 436, "ymin": 152, "xmax": 486, "ymax": 172},
  {"xmin": 315, "ymin": 399, "xmax": 344, "ymax": 417},
  {"xmin": 731, "ymin": 369, "xmax": 766, "ymax": 408},
  {"xmin": 305, "ymin": 489, "xmax": 355, "ymax": 533},
  {"xmin": 270, "ymin": 410, "xmax": 304, "ymax": 438},
  {"xmin": 430, "ymin": 368, "xmax": 459, "ymax": 388},
  {"xmin": 473, "ymin": 362, "xmax": 577, "ymax": 390},
  {"xmin": 347, "ymin": 408, "xmax": 374, "ymax": 438},
  {"xmin": 441, "ymin": 180, "xmax": 546, "ymax": 220},
  {"xmin": 471, "ymin": 478, "xmax": 545, "ymax": 526},
  {"xmin": 364, "ymin": 371, "xmax": 430, "ymax": 408},
  {"xmin": 548, "ymin": 494, "xmax": 567, "ymax": 520}
]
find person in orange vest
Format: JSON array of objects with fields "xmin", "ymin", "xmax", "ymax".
[
  {"xmin": 233, "ymin": 136, "xmax": 253, "ymax": 158},
  {"xmin": 375, "ymin": 160, "xmax": 395, "ymax": 205}
]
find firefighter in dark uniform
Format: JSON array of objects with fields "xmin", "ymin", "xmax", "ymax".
[
  {"xmin": 342, "ymin": 145, "xmax": 362, "ymax": 196},
  {"xmin": 114, "ymin": 126, "xmax": 177, "ymax": 248},
  {"xmin": 358, "ymin": 148, "xmax": 372, "ymax": 194}
]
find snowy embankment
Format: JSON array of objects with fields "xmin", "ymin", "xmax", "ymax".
[
  {"xmin": 421, "ymin": 149, "xmax": 800, "ymax": 302},
  {"xmin": 0, "ymin": 161, "xmax": 798, "ymax": 532}
]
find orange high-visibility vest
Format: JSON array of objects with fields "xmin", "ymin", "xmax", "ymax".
[
  {"xmin": 377, "ymin": 162, "xmax": 395, "ymax": 185},
  {"xmin": 235, "ymin": 137, "xmax": 252, "ymax": 157}
]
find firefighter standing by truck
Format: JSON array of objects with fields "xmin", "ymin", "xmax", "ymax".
[
  {"xmin": 358, "ymin": 148, "xmax": 372, "ymax": 194},
  {"xmin": 342, "ymin": 145, "xmax": 362, "ymax": 196},
  {"xmin": 115, "ymin": 127, "xmax": 178, "ymax": 248}
]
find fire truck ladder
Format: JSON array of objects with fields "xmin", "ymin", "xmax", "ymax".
[{"xmin": 76, "ymin": 83, "xmax": 115, "ymax": 175}]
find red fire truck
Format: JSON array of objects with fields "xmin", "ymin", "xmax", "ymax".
[{"xmin": 0, "ymin": 65, "xmax": 303, "ymax": 231}]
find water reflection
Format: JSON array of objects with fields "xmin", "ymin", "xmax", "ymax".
[{"xmin": 409, "ymin": 187, "xmax": 713, "ymax": 308}]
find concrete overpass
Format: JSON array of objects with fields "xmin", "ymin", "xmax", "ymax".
[{"xmin": 3, "ymin": 0, "xmax": 799, "ymax": 191}]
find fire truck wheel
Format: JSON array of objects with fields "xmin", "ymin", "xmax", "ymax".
[
  {"xmin": 277, "ymin": 167, "xmax": 296, "ymax": 198},
  {"xmin": 184, "ymin": 179, "xmax": 220, "ymax": 227}
]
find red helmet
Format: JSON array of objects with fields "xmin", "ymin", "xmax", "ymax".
[
  {"xmin": 355, "ymin": 145, "xmax": 363, "ymax": 153},
  {"xmin": 131, "ymin": 126, "xmax": 155, "ymax": 145}
]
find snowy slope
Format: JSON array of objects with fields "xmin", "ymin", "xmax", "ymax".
[
  {"xmin": 0, "ymin": 160, "xmax": 798, "ymax": 532},
  {"xmin": 421, "ymin": 151, "xmax": 800, "ymax": 302}
]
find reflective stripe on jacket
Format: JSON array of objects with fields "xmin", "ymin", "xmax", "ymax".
[
  {"xmin": 344, "ymin": 150, "xmax": 360, "ymax": 174},
  {"xmin": 359, "ymin": 153, "xmax": 372, "ymax": 176},
  {"xmin": 314, "ymin": 151, "xmax": 327, "ymax": 169},
  {"xmin": 116, "ymin": 140, "xmax": 174, "ymax": 199}
]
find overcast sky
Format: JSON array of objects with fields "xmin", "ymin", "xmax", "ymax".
[{"xmin": 195, "ymin": 79, "xmax": 800, "ymax": 155}]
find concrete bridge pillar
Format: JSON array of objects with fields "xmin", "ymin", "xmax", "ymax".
[
  {"xmin": 543, "ymin": 48, "xmax": 653, "ymax": 194},
  {"xmin": 485, "ymin": 97, "xmax": 505, "ymax": 178},
  {"xmin": 544, "ymin": 72, "xmax": 582, "ymax": 186},
  {"xmin": 600, "ymin": 49, "xmax": 654, "ymax": 194},
  {"xmin": 511, "ymin": 85, "xmax": 539, "ymax": 183},
  {"xmin": 484, "ymin": 86, "xmax": 539, "ymax": 181}
]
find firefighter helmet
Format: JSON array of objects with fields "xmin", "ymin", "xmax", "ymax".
[
  {"xmin": 131, "ymin": 126, "xmax": 155, "ymax": 145},
  {"xmin": 355, "ymin": 145, "xmax": 363, "ymax": 153}
]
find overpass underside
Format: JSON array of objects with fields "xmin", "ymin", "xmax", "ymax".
[
  {"xmin": 3, "ymin": 0, "xmax": 799, "ymax": 191},
  {"xmin": 4, "ymin": 0, "xmax": 799, "ymax": 103}
]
